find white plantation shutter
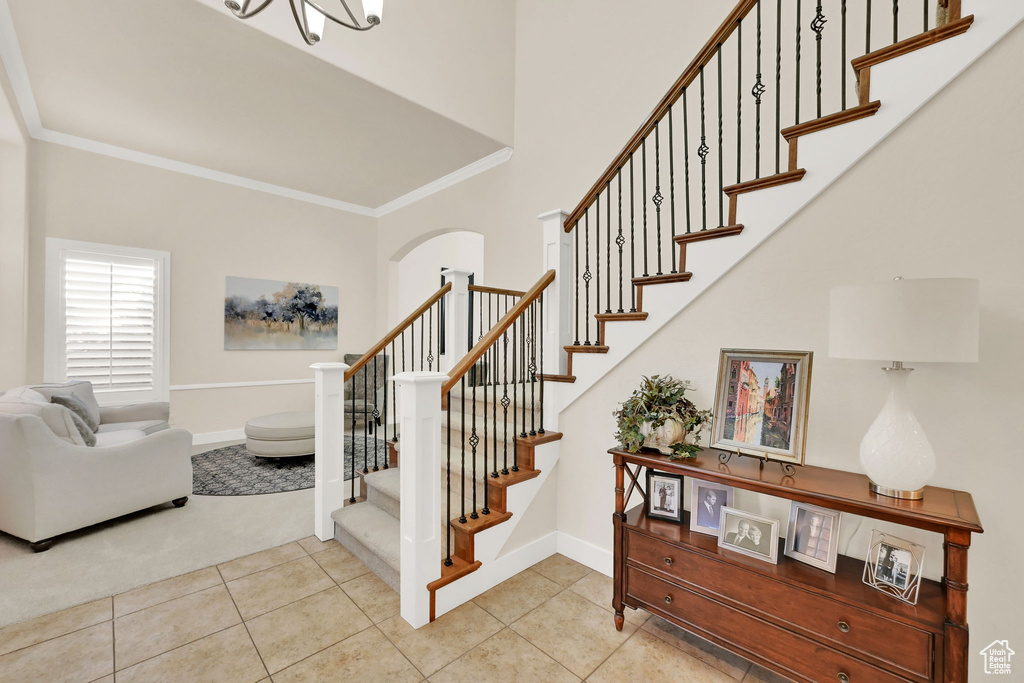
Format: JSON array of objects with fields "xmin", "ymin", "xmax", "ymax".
[{"xmin": 46, "ymin": 239, "xmax": 170, "ymax": 405}]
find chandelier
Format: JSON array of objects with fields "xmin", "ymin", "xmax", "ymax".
[{"xmin": 224, "ymin": 0, "xmax": 383, "ymax": 45}]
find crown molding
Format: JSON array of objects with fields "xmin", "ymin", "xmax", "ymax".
[{"xmin": 0, "ymin": 0, "xmax": 512, "ymax": 219}]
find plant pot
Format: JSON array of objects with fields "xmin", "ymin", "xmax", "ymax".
[{"xmin": 639, "ymin": 418, "xmax": 693, "ymax": 456}]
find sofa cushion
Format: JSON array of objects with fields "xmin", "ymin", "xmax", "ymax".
[
  {"xmin": 29, "ymin": 382, "xmax": 101, "ymax": 428},
  {"xmin": 0, "ymin": 401, "xmax": 87, "ymax": 445},
  {"xmin": 66, "ymin": 411, "xmax": 97, "ymax": 446},
  {"xmin": 1, "ymin": 387, "xmax": 47, "ymax": 404},
  {"xmin": 96, "ymin": 420, "xmax": 168, "ymax": 436},
  {"xmin": 93, "ymin": 429, "xmax": 147, "ymax": 447},
  {"xmin": 50, "ymin": 394, "xmax": 100, "ymax": 432}
]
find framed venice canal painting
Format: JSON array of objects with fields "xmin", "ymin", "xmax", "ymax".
[
  {"xmin": 224, "ymin": 276, "xmax": 339, "ymax": 350},
  {"xmin": 711, "ymin": 349, "xmax": 813, "ymax": 466}
]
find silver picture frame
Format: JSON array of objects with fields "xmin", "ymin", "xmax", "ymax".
[
  {"xmin": 717, "ymin": 506, "xmax": 780, "ymax": 564},
  {"xmin": 861, "ymin": 529, "xmax": 925, "ymax": 605},
  {"xmin": 689, "ymin": 478, "xmax": 735, "ymax": 537},
  {"xmin": 784, "ymin": 501, "xmax": 841, "ymax": 573}
]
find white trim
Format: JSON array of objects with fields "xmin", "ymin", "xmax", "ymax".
[
  {"xmin": 45, "ymin": 237, "xmax": 171, "ymax": 406},
  {"xmin": 192, "ymin": 428, "xmax": 246, "ymax": 446},
  {"xmin": 0, "ymin": 0, "xmax": 512, "ymax": 219},
  {"xmin": 170, "ymin": 378, "xmax": 314, "ymax": 392},
  {"xmin": 374, "ymin": 147, "xmax": 513, "ymax": 217},
  {"xmin": 556, "ymin": 531, "xmax": 614, "ymax": 577}
]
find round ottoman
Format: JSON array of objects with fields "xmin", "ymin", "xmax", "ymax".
[{"xmin": 245, "ymin": 411, "xmax": 315, "ymax": 458}]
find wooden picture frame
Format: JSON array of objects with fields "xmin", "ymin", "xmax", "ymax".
[
  {"xmin": 689, "ymin": 478, "xmax": 735, "ymax": 537},
  {"xmin": 784, "ymin": 501, "xmax": 841, "ymax": 573},
  {"xmin": 646, "ymin": 470, "xmax": 684, "ymax": 523},
  {"xmin": 717, "ymin": 507, "xmax": 780, "ymax": 564},
  {"xmin": 711, "ymin": 348, "xmax": 813, "ymax": 466}
]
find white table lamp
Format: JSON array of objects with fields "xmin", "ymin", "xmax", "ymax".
[{"xmin": 829, "ymin": 278, "xmax": 979, "ymax": 500}]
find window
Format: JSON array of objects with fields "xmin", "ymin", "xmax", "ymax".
[{"xmin": 45, "ymin": 238, "xmax": 170, "ymax": 405}]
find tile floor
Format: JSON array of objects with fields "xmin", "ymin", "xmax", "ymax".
[{"xmin": 0, "ymin": 539, "xmax": 792, "ymax": 682}]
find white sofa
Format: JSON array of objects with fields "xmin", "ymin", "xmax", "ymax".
[{"xmin": 0, "ymin": 382, "xmax": 193, "ymax": 551}]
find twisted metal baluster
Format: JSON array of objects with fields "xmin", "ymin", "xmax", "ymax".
[
  {"xmin": 605, "ymin": 182, "xmax": 612, "ymax": 315},
  {"xmin": 427, "ymin": 306, "xmax": 434, "ymax": 371},
  {"xmin": 893, "ymin": 0, "xmax": 899, "ymax": 44},
  {"xmin": 362, "ymin": 363, "xmax": 369, "ymax": 474},
  {"xmin": 539, "ymin": 293, "xmax": 545, "ymax": 434},
  {"xmin": 573, "ymin": 224, "xmax": 580, "ymax": 345},
  {"xmin": 583, "ymin": 210, "xmax": 592, "ymax": 345},
  {"xmin": 444, "ymin": 391, "xmax": 452, "ymax": 567},
  {"xmin": 459, "ymin": 377, "xmax": 467, "ymax": 524},
  {"xmin": 736, "ymin": 19, "xmax": 742, "ymax": 184},
  {"xmin": 813, "ymin": 2, "xmax": 827, "ymax": 119},
  {"xmin": 698, "ymin": 67, "xmax": 709, "ymax": 231},
  {"xmin": 867, "ymin": 0, "xmax": 873, "ymax": 53},
  {"xmin": 653, "ymin": 121, "xmax": 663, "ymax": 276},
  {"xmin": 683, "ymin": 89, "xmax": 692, "ymax": 235},
  {"xmin": 775, "ymin": 0, "xmax": 783, "ymax": 174},
  {"xmin": 529, "ymin": 304, "xmax": 537, "ymax": 435},
  {"xmin": 511, "ymin": 316, "xmax": 519, "ymax": 472},
  {"xmin": 629, "ymin": 155, "xmax": 637, "ymax": 311},
  {"xmin": 470, "ymin": 368, "xmax": 479, "ymax": 520},
  {"xmin": 795, "ymin": 0, "xmax": 802, "ymax": 125},
  {"xmin": 520, "ymin": 315, "xmax": 527, "ymax": 439},
  {"xmin": 595, "ymin": 190, "xmax": 601, "ymax": 328},
  {"xmin": 382, "ymin": 348, "xmax": 388, "ymax": 470},
  {"xmin": 349, "ymin": 376, "xmax": 356, "ymax": 503},
  {"xmin": 717, "ymin": 44, "xmax": 724, "ymax": 228},
  {"xmin": 501, "ymin": 329, "xmax": 510, "ymax": 475},
  {"xmin": 642, "ymin": 139, "xmax": 649, "ymax": 274},
  {"xmin": 753, "ymin": 0, "xmax": 765, "ymax": 178},
  {"xmin": 669, "ymin": 106, "xmax": 676, "ymax": 273},
  {"xmin": 616, "ymin": 170, "xmax": 625, "ymax": 312},
  {"xmin": 372, "ymin": 357, "xmax": 379, "ymax": 471},
  {"xmin": 842, "ymin": 0, "xmax": 848, "ymax": 111}
]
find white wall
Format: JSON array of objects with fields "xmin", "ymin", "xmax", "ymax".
[
  {"xmin": 26, "ymin": 142, "xmax": 379, "ymax": 436},
  {"xmin": 0, "ymin": 57, "xmax": 28, "ymax": 389},
  {"xmin": 395, "ymin": 230, "xmax": 483, "ymax": 324},
  {"xmin": 556, "ymin": 20, "xmax": 1024, "ymax": 680}
]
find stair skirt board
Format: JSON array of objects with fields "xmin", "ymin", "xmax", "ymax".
[{"xmin": 556, "ymin": 2, "xmax": 1024, "ymax": 412}]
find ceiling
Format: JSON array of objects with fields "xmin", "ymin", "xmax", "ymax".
[{"xmin": 6, "ymin": 0, "xmax": 508, "ymax": 208}]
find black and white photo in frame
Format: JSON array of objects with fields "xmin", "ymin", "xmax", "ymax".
[
  {"xmin": 784, "ymin": 501, "xmax": 841, "ymax": 573},
  {"xmin": 717, "ymin": 507, "xmax": 780, "ymax": 564},
  {"xmin": 862, "ymin": 529, "xmax": 925, "ymax": 605},
  {"xmin": 646, "ymin": 470, "xmax": 684, "ymax": 523},
  {"xmin": 689, "ymin": 478, "xmax": 735, "ymax": 536}
]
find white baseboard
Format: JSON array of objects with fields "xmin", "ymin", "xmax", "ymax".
[
  {"xmin": 192, "ymin": 428, "xmax": 245, "ymax": 446},
  {"xmin": 556, "ymin": 531, "xmax": 614, "ymax": 577}
]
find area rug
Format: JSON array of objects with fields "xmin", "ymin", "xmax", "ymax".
[{"xmin": 192, "ymin": 435, "xmax": 389, "ymax": 496}]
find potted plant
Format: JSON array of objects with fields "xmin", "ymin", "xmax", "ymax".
[{"xmin": 614, "ymin": 375, "xmax": 712, "ymax": 459}]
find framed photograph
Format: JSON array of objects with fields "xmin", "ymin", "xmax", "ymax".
[
  {"xmin": 689, "ymin": 479, "xmax": 735, "ymax": 537},
  {"xmin": 711, "ymin": 348, "xmax": 813, "ymax": 466},
  {"xmin": 646, "ymin": 470, "xmax": 684, "ymax": 523},
  {"xmin": 717, "ymin": 507, "xmax": 780, "ymax": 564},
  {"xmin": 862, "ymin": 530, "xmax": 925, "ymax": 605},
  {"xmin": 784, "ymin": 502, "xmax": 841, "ymax": 573}
]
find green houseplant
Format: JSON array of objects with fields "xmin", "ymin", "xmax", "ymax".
[{"xmin": 614, "ymin": 375, "xmax": 712, "ymax": 459}]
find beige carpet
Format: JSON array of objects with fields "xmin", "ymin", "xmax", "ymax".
[{"xmin": 0, "ymin": 442, "xmax": 314, "ymax": 628}]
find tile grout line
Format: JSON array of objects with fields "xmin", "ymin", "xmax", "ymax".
[
  {"xmin": 373, "ymin": 616, "xmax": 432, "ymax": 680},
  {"xmin": 264, "ymin": 622, "xmax": 379, "ymax": 678},
  {"xmin": 0, "ymin": 598, "xmax": 114, "ymax": 660},
  {"xmin": 217, "ymin": 564, "xmax": 271, "ymax": 682},
  {"xmin": 113, "ymin": 572, "xmax": 225, "ymax": 620},
  {"xmin": 581, "ymin": 619, "xmax": 644, "ymax": 681}
]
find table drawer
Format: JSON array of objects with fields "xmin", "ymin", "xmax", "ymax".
[
  {"xmin": 627, "ymin": 529, "xmax": 932, "ymax": 679},
  {"xmin": 627, "ymin": 566, "xmax": 913, "ymax": 683}
]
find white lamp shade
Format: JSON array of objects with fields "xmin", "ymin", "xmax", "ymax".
[
  {"xmin": 829, "ymin": 278, "xmax": 979, "ymax": 363},
  {"xmin": 304, "ymin": 2, "xmax": 326, "ymax": 40},
  {"xmin": 362, "ymin": 0, "xmax": 383, "ymax": 22}
]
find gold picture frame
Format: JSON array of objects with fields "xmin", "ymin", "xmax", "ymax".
[{"xmin": 711, "ymin": 349, "xmax": 813, "ymax": 466}]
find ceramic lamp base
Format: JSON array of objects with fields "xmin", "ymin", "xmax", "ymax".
[{"xmin": 868, "ymin": 481, "xmax": 925, "ymax": 500}]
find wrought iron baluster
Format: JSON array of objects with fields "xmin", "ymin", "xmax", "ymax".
[
  {"xmin": 669, "ymin": 106, "xmax": 676, "ymax": 272},
  {"xmin": 470, "ymin": 366, "xmax": 479, "ymax": 519},
  {"xmin": 595, "ymin": 190, "xmax": 601, "ymax": 328},
  {"xmin": 923, "ymin": 0, "xmax": 928, "ymax": 32},
  {"xmin": 573, "ymin": 224, "xmax": 580, "ymax": 345},
  {"xmin": 842, "ymin": 0, "xmax": 848, "ymax": 111},
  {"xmin": 511, "ymin": 316, "xmax": 519, "ymax": 472},
  {"xmin": 520, "ymin": 314, "xmax": 527, "ymax": 439},
  {"xmin": 642, "ymin": 139, "xmax": 649, "ymax": 274},
  {"xmin": 753, "ymin": 1, "xmax": 764, "ymax": 178},
  {"xmin": 683, "ymin": 89, "xmax": 692, "ymax": 234},
  {"xmin": 382, "ymin": 350, "xmax": 388, "ymax": 469},
  {"xmin": 893, "ymin": 0, "xmax": 899, "ymax": 44},
  {"xmin": 362, "ymin": 364, "xmax": 369, "ymax": 474},
  {"xmin": 737, "ymin": 19, "xmax": 742, "ymax": 184},
  {"xmin": 699, "ymin": 67, "xmax": 709, "ymax": 231},
  {"xmin": 583, "ymin": 210, "xmax": 592, "ymax": 345},
  {"xmin": 444, "ymin": 391, "xmax": 452, "ymax": 566},
  {"xmin": 390, "ymin": 340, "xmax": 397, "ymax": 442},
  {"xmin": 813, "ymin": 2, "xmax": 826, "ymax": 119},
  {"xmin": 775, "ymin": 0, "xmax": 783, "ymax": 174},
  {"xmin": 459, "ymin": 377, "xmax": 467, "ymax": 524},
  {"xmin": 605, "ymin": 183, "xmax": 611, "ymax": 315},
  {"xmin": 372, "ymin": 357, "xmax": 379, "ymax": 471},
  {"xmin": 529, "ymin": 303, "xmax": 537, "ymax": 436},
  {"xmin": 717, "ymin": 44, "xmax": 724, "ymax": 228},
  {"xmin": 616, "ymin": 170, "xmax": 625, "ymax": 312},
  {"xmin": 629, "ymin": 155, "xmax": 637, "ymax": 311},
  {"xmin": 654, "ymin": 122, "xmax": 663, "ymax": 275},
  {"xmin": 501, "ymin": 328, "xmax": 510, "ymax": 475},
  {"xmin": 539, "ymin": 292, "xmax": 545, "ymax": 434},
  {"xmin": 349, "ymin": 377, "xmax": 356, "ymax": 503},
  {"xmin": 867, "ymin": 0, "xmax": 873, "ymax": 53},
  {"xmin": 492, "ymin": 298, "xmax": 499, "ymax": 479},
  {"xmin": 427, "ymin": 307, "xmax": 434, "ymax": 371},
  {"xmin": 795, "ymin": 0, "xmax": 802, "ymax": 125}
]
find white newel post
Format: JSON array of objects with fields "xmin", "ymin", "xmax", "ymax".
[
  {"xmin": 310, "ymin": 362, "xmax": 350, "ymax": 541},
  {"xmin": 440, "ymin": 269, "xmax": 471, "ymax": 373},
  {"xmin": 394, "ymin": 371, "xmax": 447, "ymax": 628},
  {"xmin": 539, "ymin": 210, "xmax": 572, "ymax": 429}
]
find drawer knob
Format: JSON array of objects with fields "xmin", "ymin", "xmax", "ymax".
[
  {"xmin": 837, "ymin": 621, "xmax": 850, "ymax": 633},
  {"xmin": 664, "ymin": 557, "xmax": 674, "ymax": 566},
  {"xmin": 664, "ymin": 595, "xmax": 673, "ymax": 605},
  {"xmin": 837, "ymin": 673, "xmax": 850, "ymax": 683}
]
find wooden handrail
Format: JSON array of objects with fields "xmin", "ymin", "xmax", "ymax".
[
  {"xmin": 468, "ymin": 284, "xmax": 527, "ymax": 297},
  {"xmin": 344, "ymin": 282, "xmax": 452, "ymax": 381},
  {"xmin": 563, "ymin": 0, "xmax": 758, "ymax": 231},
  {"xmin": 442, "ymin": 270, "xmax": 555, "ymax": 396}
]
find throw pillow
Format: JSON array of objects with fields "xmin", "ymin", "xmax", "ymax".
[
  {"xmin": 66, "ymin": 410, "xmax": 97, "ymax": 447},
  {"xmin": 51, "ymin": 394, "xmax": 100, "ymax": 432}
]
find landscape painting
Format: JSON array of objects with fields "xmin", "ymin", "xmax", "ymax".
[{"xmin": 224, "ymin": 276, "xmax": 338, "ymax": 350}]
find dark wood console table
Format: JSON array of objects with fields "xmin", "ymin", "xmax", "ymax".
[{"xmin": 611, "ymin": 447, "xmax": 983, "ymax": 683}]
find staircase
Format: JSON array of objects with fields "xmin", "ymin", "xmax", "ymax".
[{"xmin": 311, "ymin": 0, "xmax": 1024, "ymax": 634}]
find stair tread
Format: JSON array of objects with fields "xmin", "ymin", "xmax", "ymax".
[
  {"xmin": 724, "ymin": 169, "xmax": 806, "ymax": 196},
  {"xmin": 781, "ymin": 102, "xmax": 881, "ymax": 140},
  {"xmin": 331, "ymin": 503, "xmax": 400, "ymax": 573},
  {"xmin": 595, "ymin": 312, "xmax": 648, "ymax": 321},
  {"xmin": 632, "ymin": 272, "xmax": 693, "ymax": 286},
  {"xmin": 565, "ymin": 345, "xmax": 609, "ymax": 353},
  {"xmin": 540, "ymin": 374, "xmax": 576, "ymax": 383},
  {"xmin": 673, "ymin": 225, "xmax": 744, "ymax": 245},
  {"xmin": 851, "ymin": 16, "xmax": 974, "ymax": 71}
]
